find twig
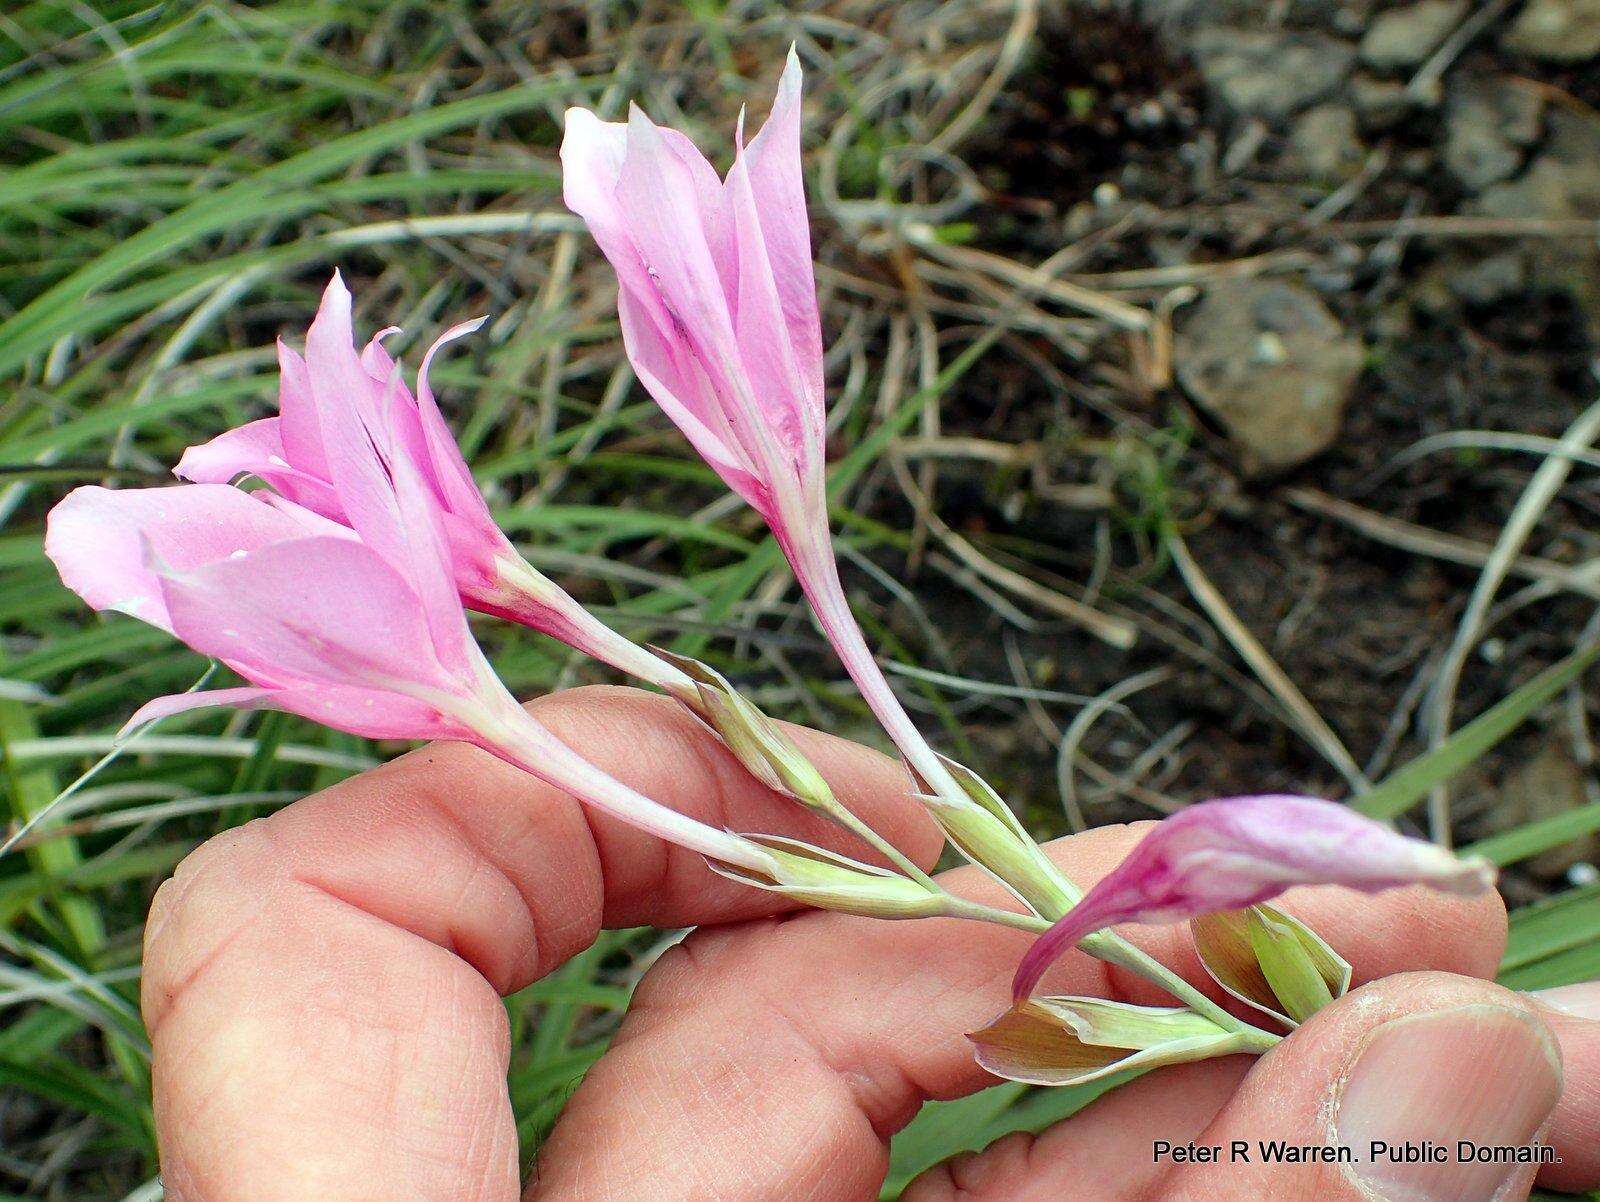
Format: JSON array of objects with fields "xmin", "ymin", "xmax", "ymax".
[
  {"xmin": 1169, "ymin": 531, "xmax": 1370, "ymax": 792},
  {"xmin": 1407, "ymin": 0, "xmax": 1519, "ymax": 99},
  {"xmin": 1057, "ymin": 667, "xmax": 1174, "ymax": 832},
  {"xmin": 1284, "ymin": 486, "xmax": 1600, "ymax": 599},
  {"xmin": 909, "ymin": 489, "xmax": 1139, "ymax": 649},
  {"xmin": 1422, "ymin": 397, "xmax": 1600, "ymax": 846},
  {"xmin": 926, "ymin": 0, "xmax": 1038, "ymax": 154}
]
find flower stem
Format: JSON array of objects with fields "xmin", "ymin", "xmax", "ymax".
[
  {"xmin": 938, "ymin": 896, "xmax": 1268, "ymax": 1039},
  {"xmin": 830, "ymin": 805, "xmax": 941, "ymax": 891},
  {"xmin": 1085, "ymin": 932, "xmax": 1246, "ymax": 1034},
  {"xmin": 779, "ymin": 520, "xmax": 1272, "ymax": 1043}
]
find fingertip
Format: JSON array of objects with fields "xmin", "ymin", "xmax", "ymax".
[{"xmin": 1527, "ymin": 982, "xmax": 1600, "ymax": 1189}]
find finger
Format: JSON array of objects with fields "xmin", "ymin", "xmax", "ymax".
[
  {"xmin": 1151, "ymin": 972, "xmax": 1563, "ymax": 1202},
  {"xmin": 527, "ymin": 824, "xmax": 1506, "ymax": 1201},
  {"xmin": 901, "ymin": 1058, "xmax": 1252, "ymax": 1202},
  {"xmin": 145, "ymin": 685, "xmax": 938, "ymax": 1202},
  {"xmin": 1526, "ymin": 981, "xmax": 1600, "ymax": 1190}
]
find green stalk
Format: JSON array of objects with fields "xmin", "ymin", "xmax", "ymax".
[{"xmin": 938, "ymin": 896, "xmax": 1275, "ymax": 1042}]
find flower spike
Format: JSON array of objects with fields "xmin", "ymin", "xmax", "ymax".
[{"xmin": 45, "ymin": 308, "xmax": 771, "ymax": 877}]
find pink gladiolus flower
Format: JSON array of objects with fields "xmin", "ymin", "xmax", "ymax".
[
  {"xmin": 1011, "ymin": 795, "xmax": 1496, "ymax": 1001},
  {"xmin": 45, "ymin": 359, "xmax": 768, "ymax": 875},
  {"xmin": 561, "ymin": 51, "xmax": 970, "ymax": 804},
  {"xmin": 176, "ymin": 273, "xmax": 686, "ymax": 695},
  {"xmin": 560, "ymin": 50, "xmax": 823, "ymax": 526}
]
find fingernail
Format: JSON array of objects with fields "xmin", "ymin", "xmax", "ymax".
[
  {"xmin": 1531, "ymin": 981, "xmax": 1600, "ymax": 1020},
  {"xmin": 1336, "ymin": 1005, "xmax": 1561, "ymax": 1202}
]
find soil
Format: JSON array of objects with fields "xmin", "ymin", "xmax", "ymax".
[{"xmin": 875, "ymin": 4, "xmax": 1599, "ymax": 877}]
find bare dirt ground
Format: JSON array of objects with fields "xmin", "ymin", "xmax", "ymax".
[{"xmin": 683, "ymin": 1, "xmax": 1600, "ymax": 906}]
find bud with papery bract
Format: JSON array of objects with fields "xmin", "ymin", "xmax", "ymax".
[
  {"xmin": 1192, "ymin": 904, "xmax": 1354, "ymax": 1027},
  {"xmin": 1012, "ymin": 795, "xmax": 1496, "ymax": 1001},
  {"xmin": 918, "ymin": 755, "xmax": 1076, "ymax": 921},
  {"xmin": 175, "ymin": 273, "xmax": 682, "ymax": 692},
  {"xmin": 969, "ymin": 997, "xmax": 1248, "ymax": 1088},
  {"xmin": 649, "ymin": 648, "xmax": 837, "ymax": 810}
]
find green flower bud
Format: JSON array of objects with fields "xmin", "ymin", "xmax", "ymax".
[
  {"xmin": 651, "ymin": 648, "xmax": 838, "ymax": 816},
  {"xmin": 920, "ymin": 755, "xmax": 1077, "ymax": 920},
  {"xmin": 709, "ymin": 834, "xmax": 944, "ymax": 920},
  {"xmin": 1192, "ymin": 904, "xmax": 1352, "ymax": 1026}
]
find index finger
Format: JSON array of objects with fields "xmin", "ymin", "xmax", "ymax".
[{"xmin": 144, "ymin": 685, "xmax": 938, "ymax": 1202}]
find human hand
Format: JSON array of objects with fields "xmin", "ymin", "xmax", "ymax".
[{"xmin": 143, "ymin": 687, "xmax": 1600, "ymax": 1201}]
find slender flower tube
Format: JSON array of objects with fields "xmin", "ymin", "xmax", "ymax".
[
  {"xmin": 1012, "ymin": 795, "xmax": 1497, "ymax": 1001},
  {"xmin": 560, "ymin": 50, "xmax": 969, "ymax": 806},
  {"xmin": 45, "ymin": 381, "xmax": 769, "ymax": 876},
  {"xmin": 175, "ymin": 273, "xmax": 691, "ymax": 697}
]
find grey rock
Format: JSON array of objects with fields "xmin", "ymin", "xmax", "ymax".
[
  {"xmin": 1447, "ymin": 252, "xmax": 1527, "ymax": 305},
  {"xmin": 1334, "ymin": 0, "xmax": 1384, "ymax": 37},
  {"xmin": 1350, "ymin": 72, "xmax": 1413, "ymax": 128},
  {"xmin": 1443, "ymin": 126, "xmax": 1520, "ymax": 192},
  {"xmin": 1360, "ymin": 0, "xmax": 1466, "ymax": 71},
  {"xmin": 1503, "ymin": 0, "xmax": 1600, "ymax": 63},
  {"xmin": 1176, "ymin": 280, "xmax": 1365, "ymax": 474},
  {"xmin": 1478, "ymin": 111, "xmax": 1600, "ymax": 217},
  {"xmin": 1290, "ymin": 104, "xmax": 1365, "ymax": 179},
  {"xmin": 1443, "ymin": 77, "xmax": 1544, "ymax": 192},
  {"xmin": 1474, "ymin": 110, "xmax": 1600, "ymax": 336},
  {"xmin": 1475, "ymin": 158, "xmax": 1574, "ymax": 222},
  {"xmin": 1193, "ymin": 30, "xmax": 1357, "ymax": 120},
  {"xmin": 1545, "ymin": 107, "xmax": 1600, "ymax": 206}
]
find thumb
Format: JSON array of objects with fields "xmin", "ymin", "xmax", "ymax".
[{"xmin": 1155, "ymin": 972, "xmax": 1562, "ymax": 1202}]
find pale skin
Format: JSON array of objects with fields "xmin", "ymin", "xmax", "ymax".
[{"xmin": 145, "ymin": 687, "xmax": 1600, "ymax": 1201}]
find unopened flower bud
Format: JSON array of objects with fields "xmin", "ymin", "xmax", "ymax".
[
  {"xmin": 918, "ymin": 755, "xmax": 1076, "ymax": 921},
  {"xmin": 709, "ymin": 834, "xmax": 944, "ymax": 920},
  {"xmin": 651, "ymin": 648, "xmax": 840, "ymax": 815},
  {"xmin": 1193, "ymin": 904, "xmax": 1351, "ymax": 1026}
]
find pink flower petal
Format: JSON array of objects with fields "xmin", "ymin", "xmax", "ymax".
[
  {"xmin": 154, "ymin": 534, "xmax": 459, "ymax": 697},
  {"xmin": 300, "ymin": 277, "xmax": 462, "ymax": 645},
  {"xmin": 119, "ymin": 686, "xmax": 279, "ymax": 737},
  {"xmin": 1012, "ymin": 795, "xmax": 1496, "ymax": 1001},
  {"xmin": 175, "ymin": 415, "xmax": 343, "ymax": 518},
  {"xmin": 45, "ymin": 484, "xmax": 316, "ymax": 631},
  {"xmin": 613, "ymin": 106, "xmax": 747, "ymax": 408},
  {"xmin": 359, "ymin": 326, "xmax": 403, "ymax": 379},
  {"xmin": 414, "ymin": 316, "xmax": 505, "ymax": 573},
  {"xmin": 121, "ymin": 681, "xmax": 466, "ymax": 744},
  {"xmin": 173, "ymin": 416, "xmax": 284, "ymax": 485},
  {"xmin": 561, "ymin": 109, "xmax": 671, "ymax": 318},
  {"xmin": 740, "ymin": 49, "xmax": 825, "ymax": 418},
  {"xmin": 615, "ymin": 288, "xmax": 766, "ymax": 507},
  {"xmin": 561, "ymin": 75, "xmax": 826, "ymax": 521},
  {"xmin": 276, "ymin": 340, "xmax": 330, "ymax": 481},
  {"xmin": 726, "ymin": 143, "xmax": 821, "ymax": 484}
]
